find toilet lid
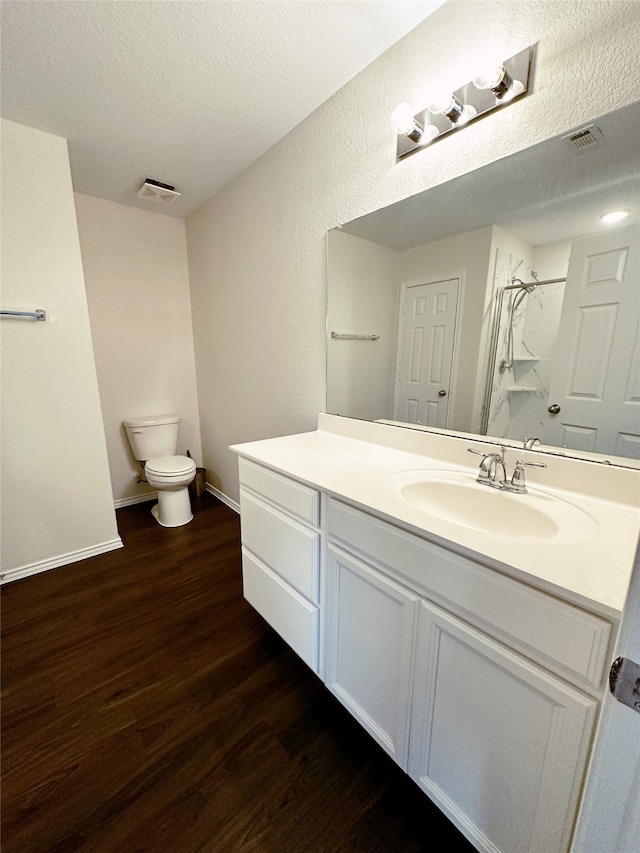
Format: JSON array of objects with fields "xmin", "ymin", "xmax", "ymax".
[{"xmin": 145, "ymin": 455, "xmax": 196, "ymax": 476}]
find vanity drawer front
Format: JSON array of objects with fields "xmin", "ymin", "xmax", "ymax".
[
  {"xmin": 242, "ymin": 548, "xmax": 319, "ymax": 673},
  {"xmin": 239, "ymin": 458, "xmax": 319, "ymax": 527},
  {"xmin": 327, "ymin": 498, "xmax": 612, "ymax": 691},
  {"xmin": 240, "ymin": 490, "xmax": 320, "ymax": 602}
]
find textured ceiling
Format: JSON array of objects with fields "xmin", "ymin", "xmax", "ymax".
[{"xmin": 0, "ymin": 0, "xmax": 446, "ymax": 218}]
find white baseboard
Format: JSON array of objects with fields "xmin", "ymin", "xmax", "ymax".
[
  {"xmin": 1, "ymin": 538, "xmax": 124, "ymax": 585},
  {"xmin": 114, "ymin": 491, "xmax": 157, "ymax": 509},
  {"xmin": 206, "ymin": 482, "xmax": 240, "ymax": 514}
]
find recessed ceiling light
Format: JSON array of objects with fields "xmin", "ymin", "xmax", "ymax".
[{"xmin": 600, "ymin": 209, "xmax": 630, "ymax": 224}]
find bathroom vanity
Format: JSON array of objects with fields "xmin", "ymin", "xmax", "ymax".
[{"xmin": 231, "ymin": 414, "xmax": 639, "ymax": 853}]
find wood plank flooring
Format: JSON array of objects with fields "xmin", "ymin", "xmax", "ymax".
[{"xmin": 1, "ymin": 493, "xmax": 475, "ymax": 852}]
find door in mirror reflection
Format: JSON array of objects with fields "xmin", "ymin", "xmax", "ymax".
[
  {"xmin": 395, "ymin": 278, "xmax": 459, "ymax": 428},
  {"xmin": 545, "ymin": 224, "xmax": 640, "ymax": 456}
]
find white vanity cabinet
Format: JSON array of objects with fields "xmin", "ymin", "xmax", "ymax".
[
  {"xmin": 238, "ymin": 458, "xmax": 321, "ymax": 673},
  {"xmin": 236, "ymin": 455, "xmax": 615, "ymax": 853}
]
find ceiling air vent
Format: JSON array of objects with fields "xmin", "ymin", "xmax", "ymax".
[
  {"xmin": 137, "ymin": 178, "xmax": 181, "ymax": 205},
  {"xmin": 561, "ymin": 124, "xmax": 606, "ymax": 154}
]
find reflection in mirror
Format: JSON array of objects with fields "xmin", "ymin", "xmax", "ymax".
[{"xmin": 326, "ymin": 103, "xmax": 640, "ymax": 468}]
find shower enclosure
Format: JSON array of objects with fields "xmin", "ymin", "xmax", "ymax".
[{"xmin": 482, "ymin": 275, "xmax": 567, "ymax": 442}]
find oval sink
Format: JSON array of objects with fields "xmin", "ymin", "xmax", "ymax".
[{"xmin": 384, "ymin": 469, "xmax": 598, "ymax": 542}]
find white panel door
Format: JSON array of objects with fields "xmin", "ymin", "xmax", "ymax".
[
  {"xmin": 545, "ymin": 224, "xmax": 640, "ymax": 458},
  {"xmin": 325, "ymin": 546, "xmax": 419, "ymax": 769},
  {"xmin": 409, "ymin": 600, "xmax": 597, "ymax": 853},
  {"xmin": 571, "ymin": 545, "xmax": 640, "ymax": 853},
  {"xmin": 394, "ymin": 279, "xmax": 459, "ymax": 427}
]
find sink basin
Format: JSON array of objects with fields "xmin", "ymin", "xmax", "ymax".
[{"xmin": 384, "ymin": 469, "xmax": 598, "ymax": 542}]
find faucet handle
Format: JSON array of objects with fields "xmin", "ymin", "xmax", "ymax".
[
  {"xmin": 508, "ymin": 459, "xmax": 547, "ymax": 494},
  {"xmin": 467, "ymin": 448, "xmax": 492, "ymax": 484},
  {"xmin": 467, "ymin": 446, "xmax": 506, "ymax": 459}
]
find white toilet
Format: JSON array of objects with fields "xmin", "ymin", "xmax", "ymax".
[{"xmin": 123, "ymin": 414, "xmax": 197, "ymax": 527}]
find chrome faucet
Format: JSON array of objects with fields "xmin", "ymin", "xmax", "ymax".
[
  {"xmin": 468, "ymin": 446, "xmax": 507, "ymax": 488},
  {"xmin": 468, "ymin": 446, "xmax": 546, "ymax": 493},
  {"xmin": 523, "ymin": 436, "xmax": 542, "ymax": 450}
]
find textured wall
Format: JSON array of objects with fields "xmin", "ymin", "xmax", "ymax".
[
  {"xmin": 327, "ymin": 230, "xmax": 398, "ymax": 421},
  {"xmin": 75, "ymin": 194, "xmax": 202, "ymax": 505},
  {"xmin": 1, "ymin": 120, "xmax": 120, "ymax": 578},
  {"xmin": 186, "ymin": 0, "xmax": 640, "ymax": 504}
]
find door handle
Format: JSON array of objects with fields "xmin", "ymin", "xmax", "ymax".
[
  {"xmin": 438, "ymin": 390, "xmax": 447, "ymax": 397},
  {"xmin": 609, "ymin": 657, "xmax": 640, "ymax": 713},
  {"xmin": 548, "ymin": 404, "xmax": 561, "ymax": 414}
]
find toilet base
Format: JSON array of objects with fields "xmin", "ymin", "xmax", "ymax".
[{"xmin": 150, "ymin": 487, "xmax": 193, "ymax": 527}]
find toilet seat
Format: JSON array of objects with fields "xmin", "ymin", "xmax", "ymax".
[{"xmin": 145, "ymin": 455, "xmax": 196, "ymax": 478}]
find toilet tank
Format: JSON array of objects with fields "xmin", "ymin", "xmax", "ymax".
[{"xmin": 123, "ymin": 414, "xmax": 179, "ymax": 461}]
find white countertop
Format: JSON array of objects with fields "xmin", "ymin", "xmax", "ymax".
[{"xmin": 231, "ymin": 415, "xmax": 640, "ymax": 618}]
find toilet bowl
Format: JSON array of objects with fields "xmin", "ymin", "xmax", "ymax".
[
  {"xmin": 123, "ymin": 413, "xmax": 197, "ymax": 528},
  {"xmin": 145, "ymin": 455, "xmax": 197, "ymax": 527}
]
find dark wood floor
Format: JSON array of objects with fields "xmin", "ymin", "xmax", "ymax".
[{"xmin": 2, "ymin": 493, "xmax": 475, "ymax": 852}]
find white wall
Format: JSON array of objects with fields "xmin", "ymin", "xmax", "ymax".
[
  {"xmin": 74, "ymin": 194, "xmax": 202, "ymax": 505},
  {"xmin": 327, "ymin": 231, "xmax": 399, "ymax": 421},
  {"xmin": 186, "ymin": 0, "xmax": 640, "ymax": 505},
  {"xmin": 0, "ymin": 120, "xmax": 121, "ymax": 581},
  {"xmin": 533, "ymin": 240, "xmax": 572, "ymax": 281}
]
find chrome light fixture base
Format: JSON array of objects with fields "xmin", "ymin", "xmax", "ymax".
[{"xmin": 395, "ymin": 45, "xmax": 534, "ymax": 161}]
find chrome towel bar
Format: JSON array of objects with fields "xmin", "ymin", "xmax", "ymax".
[
  {"xmin": 1, "ymin": 308, "xmax": 47, "ymax": 321},
  {"xmin": 331, "ymin": 331, "xmax": 379, "ymax": 340}
]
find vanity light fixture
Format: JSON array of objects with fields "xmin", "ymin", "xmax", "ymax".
[
  {"xmin": 392, "ymin": 45, "xmax": 534, "ymax": 162},
  {"xmin": 600, "ymin": 209, "xmax": 630, "ymax": 224}
]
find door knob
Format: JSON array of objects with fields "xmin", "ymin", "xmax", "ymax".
[
  {"xmin": 438, "ymin": 389, "xmax": 447, "ymax": 397},
  {"xmin": 548, "ymin": 404, "xmax": 561, "ymax": 414},
  {"xmin": 609, "ymin": 657, "xmax": 640, "ymax": 713}
]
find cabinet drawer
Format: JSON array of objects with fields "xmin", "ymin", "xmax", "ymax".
[
  {"xmin": 240, "ymin": 490, "xmax": 320, "ymax": 602},
  {"xmin": 327, "ymin": 498, "xmax": 612, "ymax": 691},
  {"xmin": 242, "ymin": 549, "xmax": 319, "ymax": 673},
  {"xmin": 239, "ymin": 458, "xmax": 319, "ymax": 527}
]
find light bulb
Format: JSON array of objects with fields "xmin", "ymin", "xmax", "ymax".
[
  {"xmin": 473, "ymin": 63, "xmax": 523, "ymax": 101},
  {"xmin": 457, "ymin": 104, "xmax": 477, "ymax": 125},
  {"xmin": 391, "ymin": 103, "xmax": 418, "ymax": 136},
  {"xmin": 600, "ymin": 210, "xmax": 630, "ymax": 224},
  {"xmin": 422, "ymin": 124, "xmax": 440, "ymax": 142},
  {"xmin": 428, "ymin": 93, "xmax": 455, "ymax": 116},
  {"xmin": 429, "ymin": 94, "xmax": 476, "ymax": 125},
  {"xmin": 473, "ymin": 64, "xmax": 506, "ymax": 90}
]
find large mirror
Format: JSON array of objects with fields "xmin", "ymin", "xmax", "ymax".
[{"xmin": 327, "ymin": 102, "xmax": 640, "ymax": 468}]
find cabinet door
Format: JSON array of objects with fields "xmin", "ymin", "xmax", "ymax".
[
  {"xmin": 409, "ymin": 600, "xmax": 597, "ymax": 853},
  {"xmin": 325, "ymin": 546, "xmax": 419, "ymax": 769}
]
